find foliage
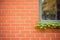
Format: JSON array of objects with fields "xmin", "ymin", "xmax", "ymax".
[{"xmin": 35, "ymin": 22, "xmax": 60, "ymax": 30}]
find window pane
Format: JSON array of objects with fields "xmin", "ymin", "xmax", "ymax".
[
  {"xmin": 57, "ymin": 0, "xmax": 60, "ymax": 20},
  {"xmin": 42, "ymin": 0, "xmax": 56, "ymax": 20}
]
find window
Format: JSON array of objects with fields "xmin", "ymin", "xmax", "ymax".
[{"xmin": 40, "ymin": 0, "xmax": 60, "ymax": 22}]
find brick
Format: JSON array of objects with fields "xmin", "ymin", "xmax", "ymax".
[
  {"xmin": 35, "ymin": 33, "xmax": 45, "ymax": 37},
  {"xmin": 15, "ymin": 0, "xmax": 38, "ymax": 2},
  {"xmin": 11, "ymin": 38, "xmax": 20, "ymax": 40},
  {"xmin": 1, "ymin": 30, "xmax": 10, "ymax": 33},
  {"xmin": 31, "ymin": 38, "xmax": 39, "ymax": 40},
  {"xmin": 1, "ymin": 38, "xmax": 10, "ymax": 40},
  {"xmin": 9, "ymin": 10, "xmax": 30, "ymax": 13},
  {"xmin": 0, "ymin": 2, "xmax": 38, "ymax": 5},
  {"xmin": 24, "ymin": 6, "xmax": 38, "ymax": 9},
  {"xmin": 56, "ymin": 33, "xmax": 60, "ymax": 37},
  {"xmin": 0, "ymin": 26, "xmax": 7, "ymax": 30},
  {"xmin": 30, "ymin": 29, "xmax": 39, "ymax": 33},
  {"xmin": 6, "ymin": 26, "xmax": 16, "ymax": 30},
  {"xmin": 0, "ymin": 19, "xmax": 7, "ymax": 23},
  {"xmin": 10, "ymin": 30, "xmax": 20, "ymax": 33},
  {"xmin": 0, "ymin": 5, "xmax": 16, "ymax": 9},
  {"xmin": 6, "ymin": 33, "xmax": 15, "ymax": 37},
  {"xmin": 0, "ymin": 17, "xmax": 9, "ymax": 21},
  {"xmin": 21, "ymin": 38, "xmax": 30, "ymax": 40},
  {"xmin": 6, "ymin": 19, "xmax": 16, "ymax": 23},
  {"xmin": 41, "ymin": 38, "xmax": 50, "ymax": 40},
  {"xmin": 11, "ymin": 24, "xmax": 24, "ymax": 27},
  {"xmin": 43, "ymin": 29, "xmax": 60, "ymax": 33},
  {"xmin": 46, "ymin": 33, "xmax": 55, "ymax": 37},
  {"xmin": 0, "ymin": 33, "xmax": 7, "ymax": 37},
  {"xmin": 21, "ymin": 30, "xmax": 30, "ymax": 33},
  {"xmin": 15, "ymin": 33, "xmax": 25, "ymax": 37},
  {"xmin": 0, "ymin": 5, "xmax": 28, "ymax": 9},
  {"xmin": 52, "ymin": 38, "xmax": 60, "ymax": 40},
  {"xmin": 0, "ymin": 0, "xmax": 15, "ymax": 2},
  {"xmin": 26, "ymin": 33, "xmax": 35, "ymax": 37},
  {"xmin": 1, "ymin": 24, "xmax": 10, "ymax": 27},
  {"xmin": 0, "ymin": 9, "xmax": 10, "ymax": 13},
  {"xmin": 30, "ymin": 10, "xmax": 38, "ymax": 13},
  {"xmin": 15, "ymin": 26, "xmax": 24, "ymax": 30}
]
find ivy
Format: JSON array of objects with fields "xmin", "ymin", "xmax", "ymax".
[{"xmin": 35, "ymin": 22, "xmax": 60, "ymax": 30}]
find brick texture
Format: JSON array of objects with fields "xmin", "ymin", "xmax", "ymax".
[{"xmin": 0, "ymin": 0, "xmax": 60, "ymax": 40}]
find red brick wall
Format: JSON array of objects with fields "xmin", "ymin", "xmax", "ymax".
[{"xmin": 0, "ymin": 0, "xmax": 60, "ymax": 40}]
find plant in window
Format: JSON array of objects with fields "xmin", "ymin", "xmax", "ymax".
[{"xmin": 35, "ymin": 22, "xmax": 60, "ymax": 30}]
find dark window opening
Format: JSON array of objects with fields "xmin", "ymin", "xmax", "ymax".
[{"xmin": 41, "ymin": 0, "xmax": 60, "ymax": 20}]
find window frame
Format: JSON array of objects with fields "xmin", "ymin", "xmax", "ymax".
[{"xmin": 39, "ymin": 0, "xmax": 60, "ymax": 22}]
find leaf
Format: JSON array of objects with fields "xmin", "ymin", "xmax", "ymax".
[{"xmin": 35, "ymin": 22, "xmax": 60, "ymax": 30}]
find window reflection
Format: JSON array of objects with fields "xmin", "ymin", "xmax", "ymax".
[{"xmin": 42, "ymin": 0, "xmax": 60, "ymax": 20}]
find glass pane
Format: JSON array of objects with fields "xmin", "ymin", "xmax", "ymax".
[
  {"xmin": 57, "ymin": 0, "xmax": 60, "ymax": 20},
  {"xmin": 42, "ymin": 0, "xmax": 56, "ymax": 20}
]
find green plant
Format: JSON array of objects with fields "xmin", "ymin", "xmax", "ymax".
[{"xmin": 35, "ymin": 22, "xmax": 60, "ymax": 30}]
